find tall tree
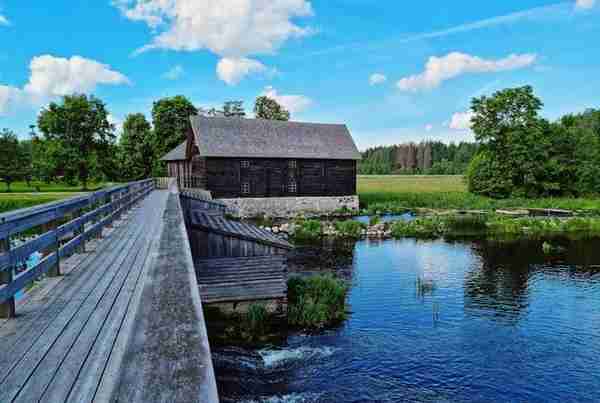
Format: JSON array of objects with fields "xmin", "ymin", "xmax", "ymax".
[
  {"xmin": 468, "ymin": 86, "xmax": 552, "ymax": 197},
  {"xmin": 223, "ymin": 101, "xmax": 246, "ymax": 118},
  {"xmin": 119, "ymin": 113, "xmax": 155, "ymax": 180},
  {"xmin": 254, "ymin": 96, "xmax": 290, "ymax": 121},
  {"xmin": 152, "ymin": 95, "xmax": 198, "ymax": 167},
  {"xmin": 37, "ymin": 94, "xmax": 115, "ymax": 190},
  {"xmin": 0, "ymin": 129, "xmax": 21, "ymax": 191}
]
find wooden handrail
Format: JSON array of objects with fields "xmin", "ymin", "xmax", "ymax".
[{"xmin": 0, "ymin": 179, "xmax": 155, "ymax": 318}]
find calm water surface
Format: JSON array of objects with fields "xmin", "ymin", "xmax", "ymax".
[{"xmin": 213, "ymin": 238, "xmax": 600, "ymax": 403}]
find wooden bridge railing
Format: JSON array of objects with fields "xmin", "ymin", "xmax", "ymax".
[{"xmin": 0, "ymin": 179, "xmax": 155, "ymax": 318}]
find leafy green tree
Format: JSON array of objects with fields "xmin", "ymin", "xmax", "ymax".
[
  {"xmin": 0, "ymin": 129, "xmax": 21, "ymax": 191},
  {"xmin": 223, "ymin": 101, "xmax": 246, "ymax": 117},
  {"xmin": 18, "ymin": 139, "xmax": 34, "ymax": 187},
  {"xmin": 119, "ymin": 113, "xmax": 155, "ymax": 180},
  {"xmin": 468, "ymin": 86, "xmax": 550, "ymax": 197},
  {"xmin": 254, "ymin": 96, "xmax": 290, "ymax": 121},
  {"xmin": 151, "ymin": 95, "xmax": 197, "ymax": 174},
  {"xmin": 37, "ymin": 94, "xmax": 115, "ymax": 190}
]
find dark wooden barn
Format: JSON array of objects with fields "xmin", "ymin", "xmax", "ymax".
[{"xmin": 163, "ymin": 116, "xmax": 361, "ymax": 199}]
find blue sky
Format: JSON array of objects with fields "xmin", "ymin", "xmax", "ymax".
[{"xmin": 1, "ymin": 0, "xmax": 599, "ymax": 149}]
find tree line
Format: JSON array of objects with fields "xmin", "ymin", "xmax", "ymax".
[
  {"xmin": 467, "ymin": 86, "xmax": 600, "ymax": 198},
  {"xmin": 0, "ymin": 94, "xmax": 291, "ymax": 190},
  {"xmin": 359, "ymin": 141, "xmax": 479, "ymax": 175}
]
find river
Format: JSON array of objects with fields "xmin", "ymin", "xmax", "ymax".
[{"xmin": 211, "ymin": 237, "xmax": 600, "ymax": 403}]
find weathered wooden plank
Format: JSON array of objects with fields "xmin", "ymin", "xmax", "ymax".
[
  {"xmin": 35, "ymin": 219, "xmax": 156, "ymax": 402},
  {"xmin": 65, "ymin": 195, "xmax": 164, "ymax": 403},
  {"xmin": 3, "ymin": 231, "xmax": 55, "ymax": 270},
  {"xmin": 0, "ymin": 221, "xmax": 145, "ymax": 401}
]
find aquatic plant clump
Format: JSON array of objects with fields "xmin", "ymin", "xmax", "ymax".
[
  {"xmin": 292, "ymin": 219, "xmax": 323, "ymax": 242},
  {"xmin": 334, "ymin": 220, "xmax": 365, "ymax": 239},
  {"xmin": 287, "ymin": 275, "xmax": 349, "ymax": 330}
]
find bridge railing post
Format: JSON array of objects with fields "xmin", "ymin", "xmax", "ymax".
[
  {"xmin": 0, "ymin": 236, "xmax": 15, "ymax": 319},
  {"xmin": 46, "ymin": 209, "xmax": 60, "ymax": 277}
]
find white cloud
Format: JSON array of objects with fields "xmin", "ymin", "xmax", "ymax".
[
  {"xmin": 162, "ymin": 65, "xmax": 185, "ymax": 80},
  {"xmin": 115, "ymin": 0, "xmax": 314, "ymax": 84},
  {"xmin": 369, "ymin": 73, "xmax": 387, "ymax": 86},
  {"xmin": 0, "ymin": 55, "xmax": 130, "ymax": 114},
  {"xmin": 24, "ymin": 55, "xmax": 130, "ymax": 101},
  {"xmin": 261, "ymin": 86, "xmax": 312, "ymax": 114},
  {"xmin": 216, "ymin": 57, "xmax": 268, "ymax": 85},
  {"xmin": 425, "ymin": 124, "xmax": 433, "ymax": 132},
  {"xmin": 397, "ymin": 52, "xmax": 536, "ymax": 92},
  {"xmin": 575, "ymin": 0, "xmax": 596, "ymax": 10},
  {"xmin": 449, "ymin": 111, "xmax": 475, "ymax": 130},
  {"xmin": 0, "ymin": 15, "xmax": 9, "ymax": 26}
]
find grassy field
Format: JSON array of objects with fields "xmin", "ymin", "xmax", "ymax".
[
  {"xmin": 358, "ymin": 175, "xmax": 600, "ymax": 212},
  {"xmin": 0, "ymin": 193, "xmax": 82, "ymax": 214},
  {"xmin": 0, "ymin": 181, "xmax": 105, "ymax": 193}
]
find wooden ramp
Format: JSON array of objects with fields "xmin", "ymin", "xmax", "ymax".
[
  {"xmin": 0, "ymin": 190, "xmax": 218, "ymax": 403},
  {"xmin": 196, "ymin": 255, "xmax": 288, "ymax": 303}
]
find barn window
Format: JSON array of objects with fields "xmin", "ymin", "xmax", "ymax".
[
  {"xmin": 241, "ymin": 160, "xmax": 250, "ymax": 169},
  {"xmin": 288, "ymin": 180, "xmax": 297, "ymax": 193},
  {"xmin": 289, "ymin": 160, "xmax": 297, "ymax": 169},
  {"xmin": 241, "ymin": 182, "xmax": 250, "ymax": 194}
]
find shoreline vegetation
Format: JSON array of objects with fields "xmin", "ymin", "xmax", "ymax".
[{"xmin": 358, "ymin": 175, "xmax": 600, "ymax": 213}]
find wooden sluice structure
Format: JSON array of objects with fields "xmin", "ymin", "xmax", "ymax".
[{"xmin": 180, "ymin": 191, "xmax": 293, "ymax": 309}]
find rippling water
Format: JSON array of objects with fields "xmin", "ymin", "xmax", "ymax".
[{"xmin": 213, "ymin": 238, "xmax": 600, "ymax": 403}]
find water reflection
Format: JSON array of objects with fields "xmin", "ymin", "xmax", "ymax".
[{"xmin": 213, "ymin": 237, "xmax": 600, "ymax": 403}]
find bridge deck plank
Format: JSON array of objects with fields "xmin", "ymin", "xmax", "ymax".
[{"xmin": 0, "ymin": 190, "xmax": 169, "ymax": 403}]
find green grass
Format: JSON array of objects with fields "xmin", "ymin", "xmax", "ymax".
[
  {"xmin": 288, "ymin": 275, "xmax": 348, "ymax": 330},
  {"xmin": 0, "ymin": 181, "xmax": 109, "ymax": 214},
  {"xmin": 0, "ymin": 193, "xmax": 78, "ymax": 214},
  {"xmin": 358, "ymin": 175, "xmax": 600, "ymax": 212},
  {"xmin": 389, "ymin": 214, "xmax": 600, "ymax": 240},
  {"xmin": 0, "ymin": 181, "xmax": 106, "ymax": 193}
]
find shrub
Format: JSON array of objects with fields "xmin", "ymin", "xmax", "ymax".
[
  {"xmin": 390, "ymin": 217, "xmax": 443, "ymax": 238},
  {"xmin": 334, "ymin": 220, "xmax": 364, "ymax": 238},
  {"xmin": 293, "ymin": 219, "xmax": 323, "ymax": 242},
  {"xmin": 369, "ymin": 215, "xmax": 382, "ymax": 226},
  {"xmin": 288, "ymin": 275, "xmax": 348, "ymax": 330},
  {"xmin": 240, "ymin": 303, "xmax": 269, "ymax": 341}
]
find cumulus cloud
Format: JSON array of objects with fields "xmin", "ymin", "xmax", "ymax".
[
  {"xmin": 0, "ymin": 55, "xmax": 129, "ymax": 114},
  {"xmin": 217, "ymin": 57, "xmax": 268, "ymax": 85},
  {"xmin": 369, "ymin": 73, "xmax": 387, "ymax": 86},
  {"xmin": 114, "ymin": 0, "xmax": 314, "ymax": 84},
  {"xmin": 108, "ymin": 114, "xmax": 123, "ymax": 133},
  {"xmin": 162, "ymin": 65, "xmax": 185, "ymax": 80},
  {"xmin": 397, "ymin": 52, "xmax": 536, "ymax": 92},
  {"xmin": 0, "ymin": 15, "xmax": 9, "ymax": 26},
  {"xmin": 261, "ymin": 86, "xmax": 312, "ymax": 114},
  {"xmin": 575, "ymin": 0, "xmax": 596, "ymax": 9},
  {"xmin": 449, "ymin": 111, "xmax": 475, "ymax": 130}
]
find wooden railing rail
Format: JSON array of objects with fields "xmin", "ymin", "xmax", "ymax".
[{"xmin": 0, "ymin": 179, "xmax": 155, "ymax": 318}]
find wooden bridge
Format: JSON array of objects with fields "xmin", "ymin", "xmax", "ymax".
[{"xmin": 0, "ymin": 180, "xmax": 219, "ymax": 403}]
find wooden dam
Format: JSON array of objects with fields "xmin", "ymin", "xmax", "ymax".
[{"xmin": 0, "ymin": 179, "xmax": 294, "ymax": 402}]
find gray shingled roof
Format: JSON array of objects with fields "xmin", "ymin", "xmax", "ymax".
[
  {"xmin": 190, "ymin": 212, "xmax": 293, "ymax": 250},
  {"xmin": 190, "ymin": 116, "xmax": 361, "ymax": 160},
  {"xmin": 160, "ymin": 141, "xmax": 187, "ymax": 161}
]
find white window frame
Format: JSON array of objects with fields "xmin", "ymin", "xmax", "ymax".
[
  {"xmin": 289, "ymin": 159, "xmax": 297, "ymax": 169},
  {"xmin": 241, "ymin": 160, "xmax": 250, "ymax": 169},
  {"xmin": 288, "ymin": 180, "xmax": 297, "ymax": 193},
  {"xmin": 241, "ymin": 182, "xmax": 250, "ymax": 194}
]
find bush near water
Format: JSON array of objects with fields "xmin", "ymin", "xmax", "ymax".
[{"xmin": 288, "ymin": 275, "xmax": 348, "ymax": 330}]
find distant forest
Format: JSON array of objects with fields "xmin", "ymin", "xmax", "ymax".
[{"xmin": 359, "ymin": 141, "xmax": 479, "ymax": 175}]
